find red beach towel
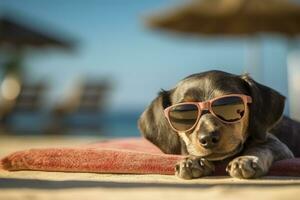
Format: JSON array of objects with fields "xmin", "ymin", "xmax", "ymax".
[{"xmin": 1, "ymin": 138, "xmax": 300, "ymax": 176}]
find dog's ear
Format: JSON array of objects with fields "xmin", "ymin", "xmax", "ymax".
[
  {"xmin": 240, "ymin": 74, "xmax": 285, "ymax": 142},
  {"xmin": 138, "ymin": 89, "xmax": 182, "ymax": 154}
]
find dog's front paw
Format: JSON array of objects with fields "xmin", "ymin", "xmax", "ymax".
[
  {"xmin": 226, "ymin": 156, "xmax": 267, "ymax": 179},
  {"xmin": 175, "ymin": 156, "xmax": 214, "ymax": 179}
]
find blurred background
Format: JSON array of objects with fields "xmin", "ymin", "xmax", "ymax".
[{"xmin": 0, "ymin": 0, "xmax": 299, "ymax": 138}]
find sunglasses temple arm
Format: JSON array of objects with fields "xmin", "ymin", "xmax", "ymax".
[
  {"xmin": 163, "ymin": 108, "xmax": 168, "ymax": 118},
  {"xmin": 246, "ymin": 96, "xmax": 252, "ymax": 103}
]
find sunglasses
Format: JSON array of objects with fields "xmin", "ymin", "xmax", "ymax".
[{"xmin": 164, "ymin": 94, "xmax": 252, "ymax": 132}]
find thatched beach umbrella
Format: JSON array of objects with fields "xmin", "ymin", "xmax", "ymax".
[
  {"xmin": 147, "ymin": 0, "xmax": 300, "ymax": 82},
  {"xmin": 147, "ymin": 0, "xmax": 300, "ymax": 36},
  {"xmin": 0, "ymin": 16, "xmax": 73, "ymax": 49},
  {"xmin": 0, "ymin": 15, "xmax": 74, "ymax": 75}
]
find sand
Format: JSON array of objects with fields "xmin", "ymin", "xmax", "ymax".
[{"xmin": 1, "ymin": 136, "xmax": 300, "ymax": 200}]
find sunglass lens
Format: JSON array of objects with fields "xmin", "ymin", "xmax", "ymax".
[
  {"xmin": 169, "ymin": 104, "xmax": 199, "ymax": 131},
  {"xmin": 211, "ymin": 96, "xmax": 245, "ymax": 122}
]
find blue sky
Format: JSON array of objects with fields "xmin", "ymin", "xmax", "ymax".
[{"xmin": 0, "ymin": 0, "xmax": 290, "ymax": 112}]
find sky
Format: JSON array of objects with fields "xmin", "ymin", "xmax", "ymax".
[{"xmin": 0, "ymin": 0, "xmax": 293, "ymax": 112}]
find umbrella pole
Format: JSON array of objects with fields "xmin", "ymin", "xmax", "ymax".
[
  {"xmin": 3, "ymin": 48, "xmax": 24, "ymax": 78},
  {"xmin": 245, "ymin": 38, "xmax": 263, "ymax": 83},
  {"xmin": 287, "ymin": 39, "xmax": 300, "ymax": 120}
]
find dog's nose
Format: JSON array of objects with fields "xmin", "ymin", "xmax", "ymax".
[{"xmin": 199, "ymin": 131, "xmax": 220, "ymax": 149}]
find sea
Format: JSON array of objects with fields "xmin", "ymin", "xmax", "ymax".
[{"xmin": 5, "ymin": 110, "xmax": 143, "ymax": 138}]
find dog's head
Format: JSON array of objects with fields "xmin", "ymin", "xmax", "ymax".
[{"xmin": 138, "ymin": 70, "xmax": 285, "ymax": 161}]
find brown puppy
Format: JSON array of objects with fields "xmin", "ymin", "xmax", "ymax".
[{"xmin": 138, "ymin": 70, "xmax": 300, "ymax": 179}]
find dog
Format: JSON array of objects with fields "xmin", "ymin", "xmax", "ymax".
[{"xmin": 138, "ymin": 70, "xmax": 300, "ymax": 179}]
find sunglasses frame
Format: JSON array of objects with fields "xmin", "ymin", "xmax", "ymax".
[{"xmin": 164, "ymin": 94, "xmax": 252, "ymax": 132}]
